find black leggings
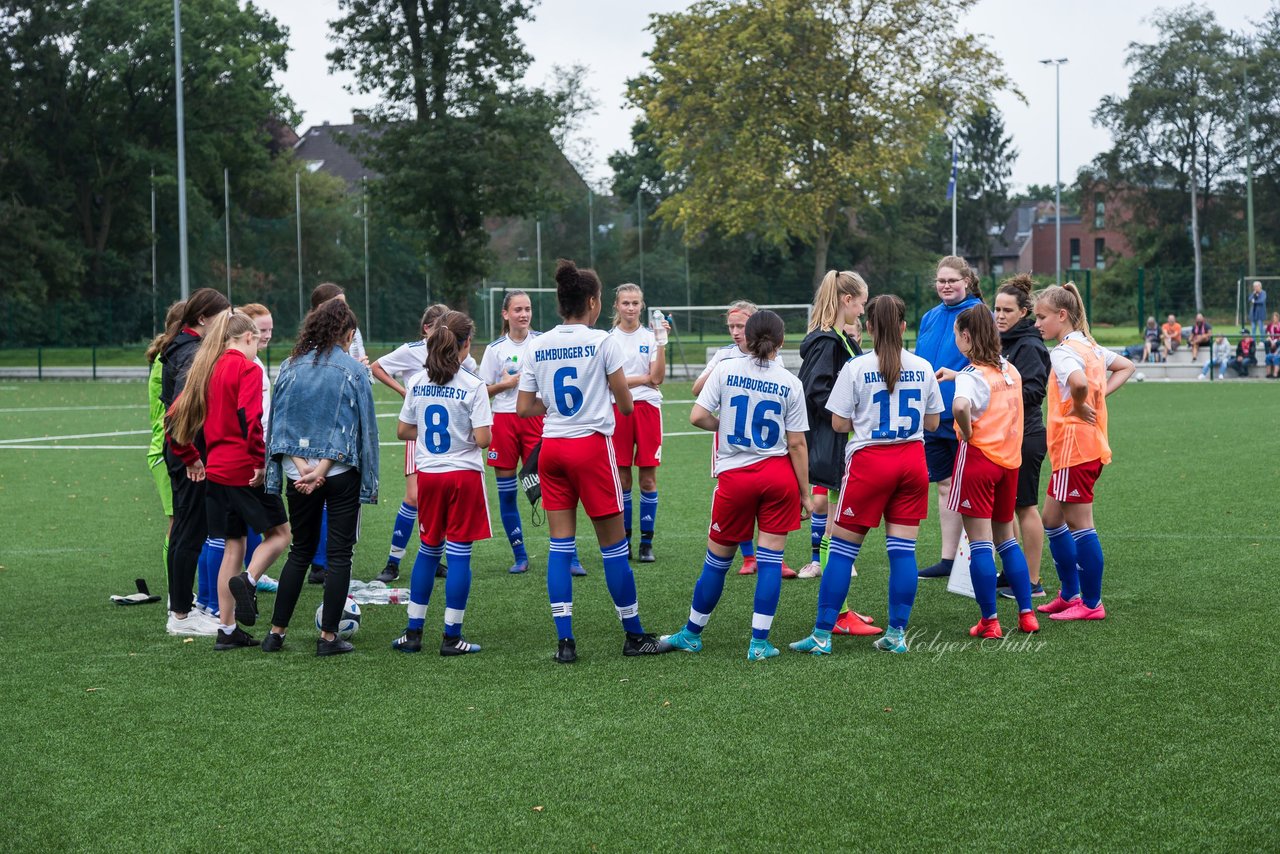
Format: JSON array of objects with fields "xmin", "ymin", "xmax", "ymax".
[
  {"xmin": 272, "ymin": 469, "xmax": 362, "ymax": 633},
  {"xmin": 165, "ymin": 446, "xmax": 207, "ymax": 614}
]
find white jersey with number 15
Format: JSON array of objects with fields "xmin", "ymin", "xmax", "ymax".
[
  {"xmin": 519, "ymin": 324, "xmax": 624, "ymax": 439},
  {"xmin": 826, "ymin": 349, "xmax": 945, "ymax": 459}
]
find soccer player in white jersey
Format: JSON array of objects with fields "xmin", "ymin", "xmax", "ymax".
[
  {"xmin": 663, "ymin": 311, "xmax": 811, "ymax": 660},
  {"xmin": 516, "ymin": 259, "xmax": 671, "ymax": 663},
  {"xmin": 608, "ymin": 284, "xmax": 668, "ymax": 562},
  {"xmin": 792, "ymin": 295, "xmax": 945, "ymax": 655},
  {"xmin": 371, "ymin": 304, "xmax": 478, "ymax": 584},
  {"xmin": 391, "ymin": 311, "xmax": 491, "ymax": 655}
]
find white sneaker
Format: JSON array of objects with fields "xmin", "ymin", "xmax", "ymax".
[
  {"xmin": 797, "ymin": 560, "xmax": 823, "ymax": 579},
  {"xmin": 167, "ymin": 611, "xmax": 219, "ymax": 637},
  {"xmin": 193, "ymin": 609, "xmax": 223, "ymax": 631}
]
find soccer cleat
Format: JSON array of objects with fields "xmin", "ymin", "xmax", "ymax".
[
  {"xmin": 166, "ymin": 611, "xmax": 219, "ymax": 637},
  {"xmin": 1000, "ymin": 581, "xmax": 1048, "ymax": 600},
  {"xmin": 376, "ymin": 562, "xmax": 399, "ymax": 584},
  {"xmin": 307, "ymin": 564, "xmax": 327, "ymax": 585},
  {"xmin": 1050, "ymin": 601, "xmax": 1106, "ymax": 621},
  {"xmin": 797, "ymin": 560, "xmax": 823, "ymax": 579},
  {"xmin": 917, "ymin": 561, "xmax": 952, "ymax": 579},
  {"xmin": 789, "ymin": 631, "xmax": 833, "ymax": 655},
  {"xmin": 873, "ymin": 626, "xmax": 909, "ymax": 653},
  {"xmin": 261, "ymin": 632, "xmax": 285, "ymax": 653},
  {"xmin": 227, "ymin": 572, "xmax": 259, "ymax": 627},
  {"xmin": 638, "ymin": 544, "xmax": 655, "ymax": 563},
  {"xmin": 569, "ymin": 560, "xmax": 587, "ymax": 577},
  {"xmin": 660, "ymin": 627, "xmax": 703, "ymax": 653},
  {"xmin": 747, "ymin": 638, "xmax": 780, "ymax": 661},
  {"xmin": 1036, "ymin": 594, "xmax": 1081, "ymax": 615},
  {"xmin": 853, "ymin": 610, "xmax": 875, "ymax": 625},
  {"xmin": 316, "ymin": 635, "xmax": 354, "ymax": 656},
  {"xmin": 554, "ymin": 638, "xmax": 577, "ymax": 664},
  {"xmin": 508, "ymin": 559, "xmax": 529, "ymax": 575},
  {"xmin": 994, "ymin": 571, "xmax": 1010, "ymax": 591},
  {"xmin": 969, "ymin": 617, "xmax": 1003, "ymax": 639},
  {"xmin": 392, "ymin": 628, "xmax": 423, "ymax": 653},
  {"xmin": 255, "ymin": 574, "xmax": 278, "ymax": 593},
  {"xmin": 435, "ymin": 564, "xmax": 447, "ymax": 579},
  {"xmin": 623, "ymin": 632, "xmax": 672, "ymax": 656},
  {"xmin": 781, "ymin": 562, "xmax": 798, "ymax": 579},
  {"xmin": 440, "ymin": 635, "xmax": 481, "ymax": 656},
  {"xmin": 832, "ymin": 611, "xmax": 882, "ymax": 636},
  {"xmin": 738, "ymin": 556, "xmax": 757, "ymax": 576},
  {"xmin": 1018, "ymin": 611, "xmax": 1041, "ymax": 633},
  {"xmin": 214, "ymin": 627, "xmax": 260, "ymax": 650}
]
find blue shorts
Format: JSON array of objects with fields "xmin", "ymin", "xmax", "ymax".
[
  {"xmin": 1266, "ymin": 353, "xmax": 1280, "ymax": 367},
  {"xmin": 924, "ymin": 433, "xmax": 959, "ymax": 483}
]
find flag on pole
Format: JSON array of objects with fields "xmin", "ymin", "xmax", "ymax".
[{"xmin": 946, "ymin": 139, "xmax": 958, "ymax": 201}]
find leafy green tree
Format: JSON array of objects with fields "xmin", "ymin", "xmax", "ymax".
[
  {"xmin": 328, "ymin": 0, "xmax": 587, "ymax": 308},
  {"xmin": 955, "ymin": 106, "xmax": 1018, "ymax": 272},
  {"xmin": 628, "ymin": 0, "xmax": 1010, "ymax": 288}
]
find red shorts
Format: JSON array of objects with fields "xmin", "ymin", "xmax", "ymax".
[
  {"xmin": 812, "ymin": 486, "xmax": 829, "ymax": 497},
  {"xmin": 708, "ymin": 456, "xmax": 801, "ymax": 546},
  {"xmin": 539, "ymin": 434, "xmax": 624, "ymax": 519},
  {"xmin": 415, "ymin": 470, "xmax": 491, "ymax": 545},
  {"xmin": 487, "ymin": 411, "xmax": 544, "ymax": 471},
  {"xmin": 611, "ymin": 401, "xmax": 663, "ymax": 467},
  {"xmin": 949, "ymin": 442, "xmax": 1018, "ymax": 523},
  {"xmin": 834, "ymin": 443, "xmax": 930, "ymax": 529},
  {"xmin": 1048, "ymin": 459, "xmax": 1104, "ymax": 503},
  {"xmin": 404, "ymin": 440, "xmax": 417, "ymax": 476}
]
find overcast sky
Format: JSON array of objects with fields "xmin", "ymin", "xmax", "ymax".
[{"xmin": 259, "ymin": 0, "xmax": 1271, "ymax": 192}]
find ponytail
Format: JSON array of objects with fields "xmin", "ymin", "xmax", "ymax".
[
  {"xmin": 146, "ymin": 300, "xmax": 187, "ymax": 364},
  {"xmin": 426, "ymin": 311, "xmax": 475, "ymax": 385},
  {"xmin": 420, "ymin": 303, "xmax": 449, "ymax": 339},
  {"xmin": 866, "ymin": 294, "xmax": 906, "ymax": 393},
  {"xmin": 808, "ymin": 270, "xmax": 868, "ymax": 332},
  {"xmin": 168, "ymin": 310, "xmax": 257, "ymax": 445},
  {"xmin": 1035, "ymin": 283, "xmax": 1093, "ymax": 342},
  {"xmin": 955, "ymin": 305, "xmax": 1002, "ymax": 368},
  {"xmin": 744, "ymin": 310, "xmax": 784, "ymax": 366}
]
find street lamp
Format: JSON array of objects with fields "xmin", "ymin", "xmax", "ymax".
[{"xmin": 1040, "ymin": 58, "xmax": 1068, "ymax": 285}]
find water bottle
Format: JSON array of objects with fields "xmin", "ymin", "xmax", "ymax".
[
  {"xmin": 506, "ymin": 354, "xmax": 520, "ymax": 376},
  {"xmin": 388, "ymin": 588, "xmax": 412, "ymax": 604},
  {"xmin": 650, "ymin": 308, "xmax": 667, "ymax": 329}
]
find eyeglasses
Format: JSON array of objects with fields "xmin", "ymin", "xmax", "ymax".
[{"xmin": 936, "ymin": 278, "xmax": 963, "ymax": 285}]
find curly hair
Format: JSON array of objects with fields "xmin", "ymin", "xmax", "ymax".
[{"xmin": 292, "ymin": 298, "xmax": 358, "ymax": 361}]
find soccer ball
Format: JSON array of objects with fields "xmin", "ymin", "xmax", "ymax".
[
  {"xmin": 1134, "ymin": 371, "xmax": 1146, "ymax": 383},
  {"xmin": 316, "ymin": 596, "xmax": 361, "ymax": 639}
]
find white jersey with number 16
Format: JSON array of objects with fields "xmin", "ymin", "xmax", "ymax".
[
  {"xmin": 695, "ymin": 356, "xmax": 808, "ymax": 476},
  {"xmin": 519, "ymin": 324, "xmax": 625, "ymax": 439},
  {"xmin": 826, "ymin": 349, "xmax": 945, "ymax": 459}
]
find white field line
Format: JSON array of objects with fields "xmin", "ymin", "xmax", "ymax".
[
  {"xmin": 0, "ymin": 404, "xmax": 148, "ymax": 413},
  {"xmin": 0, "ymin": 429, "xmax": 150, "ymax": 445},
  {"xmin": 0, "ymin": 432, "xmax": 711, "ymax": 451}
]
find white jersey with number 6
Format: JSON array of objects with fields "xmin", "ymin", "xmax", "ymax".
[
  {"xmin": 826, "ymin": 349, "xmax": 945, "ymax": 460},
  {"xmin": 519, "ymin": 324, "xmax": 625, "ymax": 439},
  {"xmin": 399, "ymin": 368, "xmax": 493, "ymax": 473},
  {"xmin": 695, "ymin": 356, "xmax": 808, "ymax": 476}
]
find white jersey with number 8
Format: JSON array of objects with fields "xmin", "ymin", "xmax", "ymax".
[
  {"xmin": 695, "ymin": 356, "xmax": 808, "ymax": 476},
  {"xmin": 519, "ymin": 324, "xmax": 625, "ymax": 439},
  {"xmin": 826, "ymin": 349, "xmax": 945, "ymax": 460},
  {"xmin": 399, "ymin": 368, "xmax": 493, "ymax": 473}
]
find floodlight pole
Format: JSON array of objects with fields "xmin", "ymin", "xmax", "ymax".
[
  {"xmin": 223, "ymin": 167, "xmax": 231, "ymax": 300},
  {"xmin": 173, "ymin": 0, "xmax": 190, "ymax": 299},
  {"xmin": 536, "ymin": 220, "xmax": 543, "ymax": 290},
  {"xmin": 588, "ymin": 188, "xmax": 595, "ymax": 268},
  {"xmin": 1041, "ymin": 58, "xmax": 1068, "ymax": 285},
  {"xmin": 637, "ymin": 190, "xmax": 644, "ymax": 289},
  {"xmin": 362, "ymin": 177, "xmax": 370, "ymax": 338},
  {"xmin": 1244, "ymin": 61, "xmax": 1256, "ymax": 277},
  {"xmin": 151, "ymin": 169, "xmax": 157, "ymax": 332},
  {"xmin": 295, "ymin": 171, "xmax": 303, "ymax": 320},
  {"xmin": 950, "ymin": 135, "xmax": 958, "ymax": 256}
]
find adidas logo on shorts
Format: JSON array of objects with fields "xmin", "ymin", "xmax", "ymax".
[
  {"xmin": 960, "ymin": 499, "xmax": 972, "ymax": 509},
  {"xmin": 1069, "ymin": 489, "xmax": 1081, "ymax": 498},
  {"xmin": 843, "ymin": 508, "xmax": 855, "ymax": 517},
  {"xmin": 711, "ymin": 522, "xmax": 722, "ymax": 531}
]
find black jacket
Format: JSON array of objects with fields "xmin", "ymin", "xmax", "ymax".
[
  {"xmin": 999, "ymin": 317, "xmax": 1050, "ymax": 437},
  {"xmin": 160, "ymin": 329, "xmax": 202, "ymax": 408},
  {"xmin": 799, "ymin": 328, "xmax": 861, "ymax": 490}
]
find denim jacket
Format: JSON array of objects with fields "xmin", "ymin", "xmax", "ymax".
[{"xmin": 266, "ymin": 345, "xmax": 380, "ymax": 503}]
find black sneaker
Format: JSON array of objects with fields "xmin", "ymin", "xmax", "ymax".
[
  {"xmin": 375, "ymin": 562, "xmax": 399, "ymax": 584},
  {"xmin": 440, "ymin": 635, "xmax": 481, "ymax": 656},
  {"xmin": 261, "ymin": 632, "xmax": 285, "ymax": 653},
  {"xmin": 227, "ymin": 572, "xmax": 258, "ymax": 626},
  {"xmin": 435, "ymin": 564, "xmax": 447, "ymax": 579},
  {"xmin": 307, "ymin": 564, "xmax": 327, "ymax": 585},
  {"xmin": 994, "ymin": 571, "xmax": 1010, "ymax": 592},
  {"xmin": 214, "ymin": 627, "xmax": 260, "ymax": 650},
  {"xmin": 639, "ymin": 543, "xmax": 655, "ymax": 563},
  {"xmin": 554, "ymin": 638, "xmax": 577, "ymax": 664},
  {"xmin": 623, "ymin": 632, "xmax": 672, "ymax": 656},
  {"xmin": 391, "ymin": 628, "xmax": 423, "ymax": 653},
  {"xmin": 317, "ymin": 635, "xmax": 354, "ymax": 657},
  {"xmin": 625, "ymin": 535, "xmax": 634, "ymax": 560}
]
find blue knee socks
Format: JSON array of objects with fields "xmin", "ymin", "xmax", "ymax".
[
  {"xmin": 622, "ymin": 490, "xmax": 633, "ymax": 541},
  {"xmin": 739, "ymin": 540, "xmax": 755, "ymax": 559},
  {"xmin": 810, "ymin": 513, "xmax": 827, "ymax": 562},
  {"xmin": 752, "ymin": 546, "xmax": 784, "ymax": 640},
  {"xmin": 885, "ymin": 536, "xmax": 919, "ymax": 630},
  {"xmin": 600, "ymin": 538, "xmax": 643, "ymax": 634},
  {"xmin": 1046, "ymin": 524, "xmax": 1081, "ymax": 600},
  {"xmin": 995, "ymin": 537, "xmax": 1034, "ymax": 612},
  {"xmin": 968, "ymin": 540, "xmax": 998, "ymax": 619},
  {"xmin": 816, "ymin": 537, "xmax": 862, "ymax": 631},
  {"xmin": 406, "ymin": 543, "xmax": 444, "ymax": 630},
  {"xmin": 388, "ymin": 501, "xmax": 416, "ymax": 565},
  {"xmin": 1073, "ymin": 528, "xmax": 1104, "ymax": 608},
  {"xmin": 686, "ymin": 550, "xmax": 732, "ymax": 633},
  {"xmin": 547, "ymin": 537, "xmax": 575, "ymax": 639},
  {"xmin": 443, "ymin": 541, "xmax": 472, "ymax": 637},
  {"xmin": 495, "ymin": 476, "xmax": 528, "ymax": 562},
  {"xmin": 639, "ymin": 490, "xmax": 658, "ymax": 546}
]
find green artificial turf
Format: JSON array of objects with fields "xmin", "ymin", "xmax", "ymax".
[{"xmin": 0, "ymin": 379, "xmax": 1276, "ymax": 851}]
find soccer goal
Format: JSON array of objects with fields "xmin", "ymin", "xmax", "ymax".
[
  {"xmin": 484, "ymin": 286, "xmax": 560, "ymax": 342},
  {"xmin": 1236, "ymin": 275, "xmax": 1280, "ymax": 329},
  {"xmin": 648, "ymin": 303, "xmax": 814, "ymax": 380}
]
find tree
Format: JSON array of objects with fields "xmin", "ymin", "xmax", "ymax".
[
  {"xmin": 1093, "ymin": 6, "xmax": 1245, "ymax": 311},
  {"xmin": 955, "ymin": 106, "xmax": 1018, "ymax": 272},
  {"xmin": 328, "ymin": 0, "xmax": 587, "ymax": 308},
  {"xmin": 628, "ymin": 0, "xmax": 1010, "ymax": 287}
]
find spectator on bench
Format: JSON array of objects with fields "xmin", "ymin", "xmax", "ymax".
[
  {"xmin": 1189, "ymin": 313, "xmax": 1212, "ymax": 360},
  {"xmin": 1142, "ymin": 316, "xmax": 1161, "ymax": 363},
  {"xmin": 1161, "ymin": 313, "xmax": 1182, "ymax": 358},
  {"xmin": 1199, "ymin": 335, "xmax": 1230, "ymax": 380},
  {"xmin": 1228, "ymin": 329, "xmax": 1259, "ymax": 378},
  {"xmin": 1265, "ymin": 312, "xmax": 1280, "ymax": 379}
]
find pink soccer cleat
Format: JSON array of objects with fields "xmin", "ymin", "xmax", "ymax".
[
  {"xmin": 1049, "ymin": 601, "xmax": 1106, "ymax": 621},
  {"xmin": 1036, "ymin": 594, "xmax": 1080, "ymax": 615},
  {"xmin": 1018, "ymin": 611, "xmax": 1041, "ymax": 634},
  {"xmin": 969, "ymin": 616, "xmax": 1003, "ymax": 639}
]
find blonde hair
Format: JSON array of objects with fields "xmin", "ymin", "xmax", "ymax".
[
  {"xmin": 168, "ymin": 310, "xmax": 258, "ymax": 445},
  {"xmin": 146, "ymin": 300, "xmax": 187, "ymax": 364},
  {"xmin": 1035, "ymin": 282, "xmax": 1093, "ymax": 342},
  {"xmin": 612, "ymin": 283, "xmax": 644, "ymax": 327},
  {"xmin": 237, "ymin": 303, "xmax": 270, "ymax": 320},
  {"xmin": 726, "ymin": 300, "xmax": 757, "ymax": 319},
  {"xmin": 808, "ymin": 270, "xmax": 868, "ymax": 332}
]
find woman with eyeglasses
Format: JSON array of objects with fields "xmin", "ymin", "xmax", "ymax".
[{"xmin": 914, "ymin": 255, "xmax": 984, "ymax": 580}]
